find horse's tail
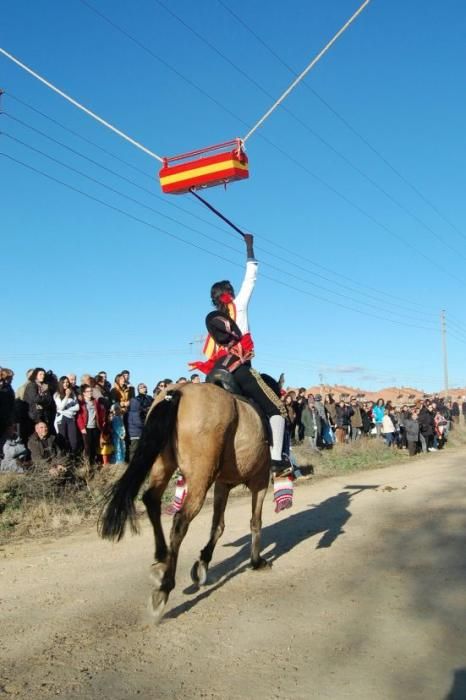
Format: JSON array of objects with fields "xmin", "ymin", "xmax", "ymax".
[{"xmin": 98, "ymin": 389, "xmax": 182, "ymax": 542}]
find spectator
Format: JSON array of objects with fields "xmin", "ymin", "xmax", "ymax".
[
  {"xmin": 0, "ymin": 368, "xmax": 15, "ymax": 439},
  {"xmin": 53, "ymin": 376, "xmax": 80, "ymax": 454},
  {"xmin": 324, "ymin": 394, "xmax": 337, "ymax": 429},
  {"xmin": 77, "ymin": 384, "xmax": 106, "ymax": 464},
  {"xmin": 404, "ymin": 411, "xmax": 420, "ymax": 456},
  {"xmin": 67, "ymin": 373, "xmax": 79, "ymax": 394},
  {"xmin": 314, "ymin": 394, "xmax": 334, "ymax": 446},
  {"xmin": 97, "ymin": 371, "xmax": 111, "ymax": 394},
  {"xmin": 93, "ymin": 372, "xmax": 111, "ymax": 408},
  {"xmin": 372, "ymin": 398, "xmax": 385, "ymax": 437},
  {"xmin": 418, "ymin": 403, "xmax": 436, "ymax": 452},
  {"xmin": 28, "ymin": 421, "xmax": 66, "ymax": 477},
  {"xmin": 349, "ymin": 397, "xmax": 363, "ymax": 441},
  {"xmin": 434, "ymin": 410, "xmax": 448, "ymax": 449},
  {"xmin": 120, "ymin": 370, "xmax": 134, "ymax": 395},
  {"xmin": 451, "ymin": 399, "xmax": 460, "ymax": 425},
  {"xmin": 127, "ymin": 383, "xmax": 153, "ymax": 460},
  {"xmin": 382, "ymin": 407, "xmax": 396, "ymax": 447},
  {"xmin": 14, "ymin": 369, "xmax": 34, "ymax": 444},
  {"xmin": 190, "ymin": 374, "xmax": 201, "ymax": 384},
  {"xmin": 335, "ymin": 400, "xmax": 354, "ymax": 444},
  {"xmin": 110, "ymin": 404, "xmax": 126, "ymax": 463},
  {"xmin": 23, "ymin": 367, "xmax": 54, "ymax": 432},
  {"xmin": 177, "ymin": 377, "xmax": 188, "ymax": 384},
  {"xmin": 110, "ymin": 373, "xmax": 131, "ymax": 413},
  {"xmin": 1, "ymin": 424, "xmax": 30, "ymax": 473},
  {"xmin": 301, "ymin": 395, "xmax": 321, "ymax": 451},
  {"xmin": 295, "ymin": 388, "xmax": 307, "ymax": 442},
  {"xmin": 153, "ymin": 379, "xmax": 173, "ymax": 397}
]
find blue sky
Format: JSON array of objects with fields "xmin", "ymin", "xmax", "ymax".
[{"xmin": 2, "ymin": 0, "xmax": 466, "ymax": 392}]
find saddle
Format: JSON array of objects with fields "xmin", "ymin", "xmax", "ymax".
[{"xmin": 206, "ymin": 368, "xmax": 272, "ymax": 444}]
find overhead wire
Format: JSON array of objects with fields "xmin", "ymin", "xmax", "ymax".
[
  {"xmin": 74, "ymin": 0, "xmax": 466, "ymax": 287},
  {"xmin": 1, "ymin": 149, "xmax": 437, "ymax": 332},
  {"xmin": 2, "ymin": 102, "xmax": 437, "ymax": 320},
  {"xmin": 0, "ymin": 47, "xmax": 164, "ymax": 162},
  {"xmin": 2, "ymin": 128, "xmax": 437, "ymax": 325},
  {"xmin": 217, "ymin": 0, "xmax": 466, "ymax": 245},
  {"xmin": 239, "ymin": 0, "xmax": 372, "ymax": 142},
  {"xmin": 155, "ymin": 0, "xmax": 466, "ymax": 264}
]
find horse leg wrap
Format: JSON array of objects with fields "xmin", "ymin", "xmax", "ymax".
[
  {"xmin": 273, "ymin": 475, "xmax": 294, "ymax": 513},
  {"xmin": 165, "ymin": 475, "xmax": 187, "ymax": 515}
]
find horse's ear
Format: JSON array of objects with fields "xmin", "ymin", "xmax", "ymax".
[{"xmin": 278, "ymin": 373, "xmax": 285, "ymax": 389}]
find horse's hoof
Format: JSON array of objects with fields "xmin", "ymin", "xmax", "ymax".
[
  {"xmin": 150, "ymin": 561, "xmax": 166, "ymax": 586},
  {"xmin": 190, "ymin": 560, "xmax": 208, "ymax": 586},
  {"xmin": 149, "ymin": 589, "xmax": 168, "ymax": 624},
  {"xmin": 251, "ymin": 557, "xmax": 271, "ymax": 571}
]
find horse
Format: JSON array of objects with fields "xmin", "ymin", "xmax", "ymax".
[{"xmin": 99, "ymin": 381, "xmax": 272, "ymax": 622}]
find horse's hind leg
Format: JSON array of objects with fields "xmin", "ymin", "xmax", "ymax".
[
  {"xmin": 250, "ymin": 485, "xmax": 270, "ymax": 570},
  {"xmin": 142, "ymin": 454, "xmax": 176, "ymax": 586},
  {"xmin": 150, "ymin": 475, "xmax": 213, "ymax": 622},
  {"xmin": 191, "ymin": 481, "xmax": 231, "ymax": 586}
]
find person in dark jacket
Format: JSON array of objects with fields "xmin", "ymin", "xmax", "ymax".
[
  {"xmin": 335, "ymin": 401, "xmax": 354, "ymax": 444},
  {"xmin": 23, "ymin": 368, "xmax": 54, "ymax": 433},
  {"xmin": 404, "ymin": 411, "xmax": 420, "ymax": 456},
  {"xmin": 28, "ymin": 421, "xmax": 66, "ymax": 476},
  {"xmin": 418, "ymin": 404, "xmax": 436, "ymax": 452},
  {"xmin": 0, "ymin": 368, "xmax": 15, "ymax": 440},
  {"xmin": 301, "ymin": 396, "xmax": 322, "ymax": 451},
  {"xmin": 127, "ymin": 383, "xmax": 153, "ymax": 460}
]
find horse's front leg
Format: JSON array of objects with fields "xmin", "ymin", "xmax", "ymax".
[
  {"xmin": 191, "ymin": 480, "xmax": 231, "ymax": 586},
  {"xmin": 250, "ymin": 485, "xmax": 270, "ymax": 569}
]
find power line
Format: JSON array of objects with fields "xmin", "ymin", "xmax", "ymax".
[
  {"xmin": 76, "ymin": 0, "xmax": 464, "ymax": 286},
  {"xmin": 217, "ymin": 0, "xmax": 466, "ymax": 245},
  {"xmin": 1, "ymin": 149, "xmax": 436, "ymax": 332},
  {"xmin": 5, "ymin": 93, "xmax": 437, "ymax": 318},
  {"xmin": 240, "ymin": 0, "xmax": 372, "ymax": 142},
  {"xmin": 0, "ymin": 46, "xmax": 164, "ymax": 162},
  {"xmin": 155, "ymin": 1, "xmax": 466, "ymax": 264},
  {"xmin": 3, "ymin": 108, "xmax": 437, "ymax": 322}
]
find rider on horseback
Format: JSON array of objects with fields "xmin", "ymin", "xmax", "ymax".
[{"xmin": 189, "ymin": 234, "xmax": 290, "ymax": 478}]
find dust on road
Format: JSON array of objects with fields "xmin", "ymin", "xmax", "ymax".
[{"xmin": 1, "ymin": 451, "xmax": 465, "ymax": 699}]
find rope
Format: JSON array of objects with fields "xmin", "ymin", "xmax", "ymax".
[
  {"xmin": 189, "ymin": 189, "xmax": 246, "ymax": 239},
  {"xmin": 242, "ymin": 0, "xmax": 371, "ymax": 143},
  {"xmin": 0, "ymin": 47, "xmax": 164, "ymax": 163}
]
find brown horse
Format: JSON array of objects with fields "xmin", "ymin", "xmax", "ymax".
[{"xmin": 99, "ymin": 382, "xmax": 271, "ymax": 622}]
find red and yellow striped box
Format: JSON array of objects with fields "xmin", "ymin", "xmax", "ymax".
[{"xmin": 159, "ymin": 143, "xmax": 249, "ymax": 195}]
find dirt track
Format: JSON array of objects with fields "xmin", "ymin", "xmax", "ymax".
[{"xmin": 1, "ymin": 450, "xmax": 465, "ymax": 700}]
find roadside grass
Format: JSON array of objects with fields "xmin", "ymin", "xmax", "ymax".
[
  {"xmin": 293, "ymin": 437, "xmax": 409, "ymax": 478},
  {"xmin": 2, "ymin": 424, "xmax": 465, "ymax": 543}
]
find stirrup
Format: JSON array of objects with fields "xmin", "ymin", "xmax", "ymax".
[{"xmin": 271, "ymin": 458, "xmax": 293, "ymax": 478}]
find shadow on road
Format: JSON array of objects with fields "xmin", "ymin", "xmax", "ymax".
[
  {"xmin": 444, "ymin": 668, "xmax": 466, "ymax": 700},
  {"xmin": 165, "ymin": 484, "xmax": 375, "ymax": 621}
]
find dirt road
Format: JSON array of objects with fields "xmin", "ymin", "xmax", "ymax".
[{"xmin": 1, "ymin": 450, "xmax": 465, "ymax": 699}]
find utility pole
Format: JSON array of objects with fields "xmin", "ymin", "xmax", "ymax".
[{"xmin": 441, "ymin": 310, "xmax": 449, "ymax": 392}]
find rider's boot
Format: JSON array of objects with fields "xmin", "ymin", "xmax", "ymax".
[{"xmin": 269, "ymin": 415, "xmax": 293, "ymax": 477}]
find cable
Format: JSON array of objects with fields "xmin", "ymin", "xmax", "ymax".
[
  {"xmin": 0, "ymin": 46, "xmax": 164, "ymax": 162},
  {"xmin": 78, "ymin": 0, "xmax": 464, "ymax": 286},
  {"xmin": 218, "ymin": 0, "xmax": 466, "ymax": 244},
  {"xmin": 3, "ymin": 108, "xmax": 437, "ymax": 320},
  {"xmin": 155, "ymin": 0, "xmax": 466, "ymax": 264},
  {"xmin": 241, "ymin": 0, "xmax": 372, "ymax": 142},
  {"xmin": 1, "ymin": 150, "xmax": 436, "ymax": 332},
  {"xmin": 5, "ymin": 93, "xmax": 437, "ymax": 317},
  {"xmin": 3, "ymin": 128, "xmax": 438, "ymax": 324}
]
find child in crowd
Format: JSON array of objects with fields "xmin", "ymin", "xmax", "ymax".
[{"xmin": 110, "ymin": 404, "xmax": 126, "ymax": 464}]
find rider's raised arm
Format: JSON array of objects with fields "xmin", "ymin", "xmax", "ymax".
[{"xmin": 234, "ymin": 234, "xmax": 258, "ymax": 332}]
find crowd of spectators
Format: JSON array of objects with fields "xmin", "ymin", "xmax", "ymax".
[
  {"xmin": 0, "ymin": 366, "xmax": 201, "ymax": 475},
  {"xmin": 281, "ymin": 389, "xmax": 465, "ymax": 456},
  {"xmin": 1, "ymin": 365, "xmax": 464, "ymax": 475}
]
